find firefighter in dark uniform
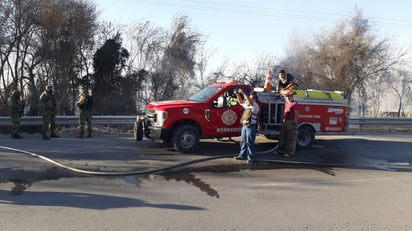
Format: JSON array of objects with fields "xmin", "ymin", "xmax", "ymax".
[
  {"xmin": 77, "ymin": 89, "xmax": 93, "ymax": 138},
  {"xmin": 276, "ymin": 91, "xmax": 300, "ymax": 157},
  {"xmin": 39, "ymin": 85, "xmax": 59, "ymax": 140},
  {"xmin": 8, "ymin": 89, "xmax": 24, "ymax": 139}
]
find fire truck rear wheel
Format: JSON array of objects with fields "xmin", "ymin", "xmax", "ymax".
[
  {"xmin": 297, "ymin": 125, "xmax": 314, "ymax": 148},
  {"xmin": 172, "ymin": 125, "xmax": 200, "ymax": 154}
]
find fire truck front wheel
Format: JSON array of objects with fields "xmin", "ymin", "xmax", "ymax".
[
  {"xmin": 172, "ymin": 125, "xmax": 200, "ymax": 154},
  {"xmin": 297, "ymin": 125, "xmax": 315, "ymax": 148}
]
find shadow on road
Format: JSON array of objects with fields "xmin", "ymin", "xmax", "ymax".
[{"xmin": 0, "ymin": 189, "xmax": 204, "ymax": 211}]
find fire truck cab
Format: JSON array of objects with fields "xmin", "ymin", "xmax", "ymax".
[{"xmin": 134, "ymin": 80, "xmax": 348, "ymax": 154}]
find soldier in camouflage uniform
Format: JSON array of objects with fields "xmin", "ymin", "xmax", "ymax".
[
  {"xmin": 39, "ymin": 85, "xmax": 59, "ymax": 140},
  {"xmin": 76, "ymin": 89, "xmax": 93, "ymax": 138},
  {"xmin": 8, "ymin": 89, "xmax": 24, "ymax": 139}
]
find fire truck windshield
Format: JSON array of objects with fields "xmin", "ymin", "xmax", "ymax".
[{"xmin": 189, "ymin": 86, "xmax": 222, "ymax": 102}]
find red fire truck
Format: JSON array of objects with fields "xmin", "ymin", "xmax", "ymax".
[{"xmin": 134, "ymin": 80, "xmax": 348, "ymax": 153}]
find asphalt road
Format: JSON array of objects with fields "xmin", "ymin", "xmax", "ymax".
[{"xmin": 0, "ymin": 132, "xmax": 412, "ymax": 230}]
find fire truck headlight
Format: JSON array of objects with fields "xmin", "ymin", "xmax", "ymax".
[{"xmin": 155, "ymin": 111, "xmax": 168, "ymax": 127}]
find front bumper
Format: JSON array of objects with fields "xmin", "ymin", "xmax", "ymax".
[{"xmin": 143, "ymin": 119, "xmax": 172, "ymax": 142}]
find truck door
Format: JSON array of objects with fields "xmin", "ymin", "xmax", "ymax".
[{"xmin": 205, "ymin": 89, "xmax": 243, "ymax": 136}]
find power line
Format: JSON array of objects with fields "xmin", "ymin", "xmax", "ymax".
[
  {"xmin": 119, "ymin": 0, "xmax": 346, "ymax": 24},
  {"xmin": 112, "ymin": 0, "xmax": 412, "ymax": 29}
]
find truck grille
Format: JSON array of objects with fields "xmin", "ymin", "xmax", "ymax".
[{"xmin": 146, "ymin": 109, "xmax": 157, "ymax": 123}]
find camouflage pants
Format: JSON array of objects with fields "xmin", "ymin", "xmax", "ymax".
[
  {"xmin": 79, "ymin": 110, "xmax": 92, "ymax": 135},
  {"xmin": 278, "ymin": 120, "xmax": 298, "ymax": 155},
  {"xmin": 42, "ymin": 112, "xmax": 56, "ymax": 135},
  {"xmin": 10, "ymin": 113, "xmax": 21, "ymax": 135}
]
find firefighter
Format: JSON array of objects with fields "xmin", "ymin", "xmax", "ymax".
[
  {"xmin": 39, "ymin": 85, "xmax": 59, "ymax": 140},
  {"xmin": 76, "ymin": 89, "xmax": 93, "ymax": 138},
  {"xmin": 276, "ymin": 91, "xmax": 300, "ymax": 157},
  {"xmin": 276, "ymin": 69, "xmax": 295, "ymax": 95},
  {"xmin": 8, "ymin": 89, "xmax": 24, "ymax": 139},
  {"xmin": 226, "ymin": 89, "xmax": 239, "ymax": 107},
  {"xmin": 233, "ymin": 89, "xmax": 260, "ymax": 163}
]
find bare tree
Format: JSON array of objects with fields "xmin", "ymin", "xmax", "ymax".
[
  {"xmin": 124, "ymin": 21, "xmax": 165, "ymax": 73},
  {"xmin": 224, "ymin": 51, "xmax": 277, "ymax": 89},
  {"xmin": 0, "ymin": 0, "xmax": 38, "ymax": 100},
  {"xmin": 209, "ymin": 58, "xmax": 230, "ymax": 83},
  {"xmin": 194, "ymin": 38, "xmax": 215, "ymax": 91},
  {"xmin": 124, "ymin": 21, "xmax": 165, "ymax": 109},
  {"xmin": 37, "ymin": 0, "xmax": 98, "ymax": 114},
  {"xmin": 304, "ymin": 9, "xmax": 403, "ymax": 110},
  {"xmin": 124, "ymin": 15, "xmax": 203, "ymax": 103},
  {"xmin": 384, "ymin": 68, "xmax": 412, "ymax": 117},
  {"xmin": 0, "ymin": 0, "xmax": 97, "ymax": 115},
  {"xmin": 280, "ymin": 31, "xmax": 317, "ymax": 89},
  {"xmin": 0, "ymin": 0, "xmax": 44, "ymax": 115},
  {"xmin": 364, "ymin": 72, "xmax": 386, "ymax": 117}
]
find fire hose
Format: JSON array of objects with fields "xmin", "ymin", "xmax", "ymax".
[{"xmin": 0, "ymin": 144, "xmax": 368, "ymax": 177}]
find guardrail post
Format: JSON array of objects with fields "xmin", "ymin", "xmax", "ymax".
[{"xmin": 359, "ymin": 120, "xmax": 363, "ymax": 132}]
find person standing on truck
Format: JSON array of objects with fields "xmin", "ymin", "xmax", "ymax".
[
  {"xmin": 276, "ymin": 69, "xmax": 295, "ymax": 95},
  {"xmin": 234, "ymin": 89, "xmax": 260, "ymax": 163},
  {"xmin": 276, "ymin": 91, "xmax": 300, "ymax": 157},
  {"xmin": 77, "ymin": 89, "xmax": 93, "ymax": 138}
]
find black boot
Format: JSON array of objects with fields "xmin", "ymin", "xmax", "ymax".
[
  {"xmin": 86, "ymin": 131, "xmax": 91, "ymax": 138},
  {"xmin": 77, "ymin": 132, "xmax": 84, "ymax": 138},
  {"xmin": 50, "ymin": 133, "xmax": 59, "ymax": 138},
  {"xmin": 42, "ymin": 134, "xmax": 50, "ymax": 140}
]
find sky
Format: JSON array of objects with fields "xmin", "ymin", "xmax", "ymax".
[{"xmin": 95, "ymin": 0, "xmax": 412, "ymax": 70}]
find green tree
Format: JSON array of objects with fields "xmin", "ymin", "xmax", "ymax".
[{"xmin": 92, "ymin": 33, "xmax": 131, "ymax": 114}]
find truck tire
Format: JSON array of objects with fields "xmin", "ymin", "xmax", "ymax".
[
  {"xmin": 297, "ymin": 125, "xmax": 314, "ymax": 148},
  {"xmin": 172, "ymin": 125, "xmax": 200, "ymax": 154},
  {"xmin": 134, "ymin": 120, "xmax": 143, "ymax": 141}
]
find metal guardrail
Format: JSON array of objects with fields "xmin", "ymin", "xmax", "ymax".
[
  {"xmin": 0, "ymin": 115, "xmax": 410, "ymax": 129},
  {"xmin": 348, "ymin": 117, "xmax": 412, "ymax": 132},
  {"xmin": 349, "ymin": 117, "xmax": 412, "ymax": 125},
  {"xmin": 0, "ymin": 115, "xmax": 136, "ymax": 126}
]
